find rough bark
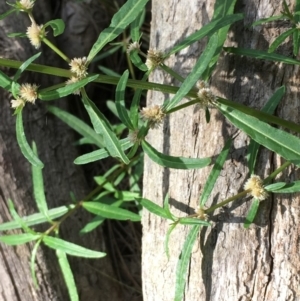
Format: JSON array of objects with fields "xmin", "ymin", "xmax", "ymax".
[
  {"xmin": 0, "ymin": 1, "xmax": 122, "ymax": 300},
  {"xmin": 142, "ymin": 1, "xmax": 300, "ymax": 301}
]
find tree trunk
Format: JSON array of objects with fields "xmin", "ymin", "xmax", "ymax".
[
  {"xmin": 0, "ymin": 1, "xmax": 122, "ymax": 300},
  {"xmin": 142, "ymin": 1, "xmax": 300, "ymax": 300}
]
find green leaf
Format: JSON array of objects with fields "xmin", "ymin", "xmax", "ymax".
[
  {"xmin": 30, "ymin": 239, "xmax": 42, "ymax": 287},
  {"xmin": 0, "ymin": 8, "xmax": 16, "ymax": 20},
  {"xmin": 115, "ymin": 70, "xmax": 134, "ymax": 129},
  {"xmin": 74, "ymin": 138, "xmax": 133, "ymax": 165},
  {"xmin": 39, "ymin": 75, "xmax": 98, "ymax": 101},
  {"xmin": 82, "ymin": 202, "xmax": 141, "ymax": 221},
  {"xmin": 16, "ymin": 109, "xmax": 44, "ymax": 168},
  {"xmin": 0, "ymin": 233, "xmax": 40, "ymax": 245},
  {"xmin": 44, "ymin": 19, "xmax": 65, "ymax": 37},
  {"xmin": 264, "ymin": 182, "xmax": 287, "ymax": 191},
  {"xmin": 81, "ymin": 93, "xmax": 130, "ymax": 164},
  {"xmin": 268, "ymin": 28, "xmax": 295, "ymax": 53},
  {"xmin": 179, "ymin": 217, "xmax": 211, "ymax": 226},
  {"xmin": 130, "ymin": 9, "xmax": 145, "ymax": 41},
  {"xmin": 142, "ymin": 140, "xmax": 211, "ymax": 169},
  {"xmin": 47, "ymin": 105, "xmax": 104, "ymax": 148},
  {"xmin": 129, "ymin": 51, "xmax": 148, "ymax": 71},
  {"xmin": 246, "ymin": 86, "xmax": 285, "ymax": 174},
  {"xmin": 0, "ymin": 205, "xmax": 75, "ymax": 231},
  {"xmin": 0, "ymin": 69, "xmax": 13, "ymax": 90},
  {"xmin": 216, "ymin": 102, "xmax": 300, "ymax": 164},
  {"xmin": 136, "ymin": 197, "xmax": 173, "ymax": 220},
  {"xmin": 244, "ymin": 199, "xmax": 260, "ymax": 229},
  {"xmin": 87, "ymin": 0, "xmax": 150, "ymax": 62},
  {"xmin": 56, "ymin": 250, "xmax": 79, "ymax": 301},
  {"xmin": 199, "ymin": 139, "xmax": 231, "ymax": 206},
  {"xmin": 165, "ymin": 33, "xmax": 218, "ymax": 111},
  {"xmin": 94, "ymin": 175, "xmax": 116, "ymax": 192},
  {"xmin": 165, "ymin": 223, "xmax": 177, "ymax": 260},
  {"xmin": 114, "ymin": 191, "xmax": 140, "ymax": 201},
  {"xmin": 43, "ymin": 236, "xmax": 106, "ymax": 258},
  {"xmin": 163, "ymin": 193, "xmax": 175, "ymax": 221},
  {"xmin": 13, "ymin": 52, "xmax": 41, "ymax": 83},
  {"xmin": 251, "ymin": 15, "xmax": 285, "ymax": 27},
  {"xmin": 167, "ymin": 14, "xmax": 243, "ymax": 57},
  {"xmin": 223, "ymin": 47, "xmax": 300, "ymax": 65},
  {"xmin": 266, "ymin": 180, "xmax": 300, "ymax": 193},
  {"xmin": 31, "ymin": 142, "xmax": 48, "ymax": 217},
  {"xmin": 175, "ymin": 225, "xmax": 201, "ymax": 301}
]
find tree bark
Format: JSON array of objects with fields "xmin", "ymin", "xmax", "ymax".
[
  {"xmin": 142, "ymin": 1, "xmax": 300, "ymax": 300},
  {"xmin": 0, "ymin": 1, "xmax": 122, "ymax": 300}
]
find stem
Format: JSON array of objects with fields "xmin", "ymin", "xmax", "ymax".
[
  {"xmin": 205, "ymin": 189, "xmax": 250, "ymax": 214},
  {"xmin": 42, "ymin": 38, "xmax": 70, "ymax": 63},
  {"xmin": 263, "ymin": 161, "xmax": 292, "ymax": 184}
]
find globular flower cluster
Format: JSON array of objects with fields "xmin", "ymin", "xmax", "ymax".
[
  {"xmin": 11, "ymin": 83, "xmax": 39, "ymax": 110},
  {"xmin": 26, "ymin": 23, "xmax": 45, "ymax": 49},
  {"xmin": 196, "ymin": 80, "xmax": 216, "ymax": 108},
  {"xmin": 127, "ymin": 42, "xmax": 140, "ymax": 54},
  {"xmin": 145, "ymin": 49, "xmax": 165, "ymax": 70},
  {"xmin": 140, "ymin": 105, "xmax": 166, "ymax": 128},
  {"xmin": 18, "ymin": 0, "xmax": 34, "ymax": 11},
  {"xmin": 244, "ymin": 175, "xmax": 268, "ymax": 201},
  {"xmin": 66, "ymin": 57, "xmax": 88, "ymax": 95}
]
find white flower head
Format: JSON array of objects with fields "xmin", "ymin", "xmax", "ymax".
[
  {"xmin": 127, "ymin": 41, "xmax": 140, "ymax": 54},
  {"xmin": 196, "ymin": 81, "xmax": 216, "ymax": 108},
  {"xmin": 140, "ymin": 105, "xmax": 165, "ymax": 128},
  {"xmin": 244, "ymin": 175, "xmax": 268, "ymax": 201},
  {"xmin": 296, "ymin": 22, "xmax": 300, "ymax": 30},
  {"xmin": 26, "ymin": 23, "xmax": 44, "ymax": 49},
  {"xmin": 18, "ymin": 0, "xmax": 34, "ymax": 11},
  {"xmin": 69, "ymin": 57, "xmax": 88, "ymax": 78},
  {"xmin": 19, "ymin": 83, "xmax": 38, "ymax": 103},
  {"xmin": 145, "ymin": 49, "xmax": 164, "ymax": 70},
  {"xmin": 11, "ymin": 98, "xmax": 25, "ymax": 109}
]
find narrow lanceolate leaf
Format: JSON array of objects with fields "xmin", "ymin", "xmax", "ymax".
[
  {"xmin": 87, "ymin": 0, "xmax": 150, "ymax": 62},
  {"xmin": 0, "ymin": 69, "xmax": 13, "ymax": 90},
  {"xmin": 81, "ymin": 93, "xmax": 130, "ymax": 164},
  {"xmin": 115, "ymin": 70, "xmax": 134, "ymax": 129},
  {"xmin": 175, "ymin": 225, "xmax": 201, "ymax": 301},
  {"xmin": 0, "ymin": 205, "xmax": 75, "ymax": 231},
  {"xmin": 47, "ymin": 105, "xmax": 104, "ymax": 148},
  {"xmin": 223, "ymin": 47, "xmax": 300, "ymax": 65},
  {"xmin": 268, "ymin": 28, "xmax": 296, "ymax": 53},
  {"xmin": 14, "ymin": 52, "xmax": 42, "ymax": 82},
  {"xmin": 165, "ymin": 223, "xmax": 177, "ymax": 260},
  {"xmin": 74, "ymin": 139, "xmax": 133, "ymax": 165},
  {"xmin": 244, "ymin": 199, "xmax": 260, "ymax": 229},
  {"xmin": 82, "ymin": 202, "xmax": 141, "ymax": 221},
  {"xmin": 16, "ymin": 110, "xmax": 44, "ymax": 168},
  {"xmin": 44, "ymin": 19, "xmax": 65, "ymax": 37},
  {"xmin": 178, "ymin": 217, "xmax": 210, "ymax": 226},
  {"xmin": 165, "ymin": 34, "xmax": 218, "ymax": 111},
  {"xmin": 167, "ymin": 14, "xmax": 243, "ymax": 57},
  {"xmin": 163, "ymin": 193, "xmax": 175, "ymax": 221},
  {"xmin": 129, "ymin": 52, "xmax": 148, "ymax": 71},
  {"xmin": 30, "ymin": 239, "xmax": 42, "ymax": 287},
  {"xmin": 142, "ymin": 140, "xmax": 211, "ymax": 169},
  {"xmin": 39, "ymin": 75, "xmax": 98, "ymax": 101},
  {"xmin": 199, "ymin": 139, "xmax": 231, "ymax": 207},
  {"xmin": 56, "ymin": 250, "xmax": 79, "ymax": 301},
  {"xmin": 247, "ymin": 86, "xmax": 285, "ymax": 174},
  {"xmin": 216, "ymin": 102, "xmax": 300, "ymax": 164},
  {"xmin": 136, "ymin": 197, "xmax": 173, "ymax": 220},
  {"xmin": 130, "ymin": 9, "xmax": 145, "ymax": 41},
  {"xmin": 43, "ymin": 236, "xmax": 106, "ymax": 258},
  {"xmin": 0, "ymin": 233, "xmax": 40, "ymax": 246},
  {"xmin": 264, "ymin": 182, "xmax": 287, "ymax": 192},
  {"xmin": 266, "ymin": 180, "xmax": 300, "ymax": 193},
  {"xmin": 32, "ymin": 142, "xmax": 48, "ymax": 217},
  {"xmin": 251, "ymin": 15, "xmax": 285, "ymax": 27},
  {"xmin": 0, "ymin": 8, "xmax": 16, "ymax": 20}
]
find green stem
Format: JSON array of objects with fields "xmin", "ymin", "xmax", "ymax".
[
  {"xmin": 42, "ymin": 38, "xmax": 70, "ymax": 63},
  {"xmin": 205, "ymin": 190, "xmax": 250, "ymax": 214},
  {"xmin": 263, "ymin": 161, "xmax": 292, "ymax": 184}
]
